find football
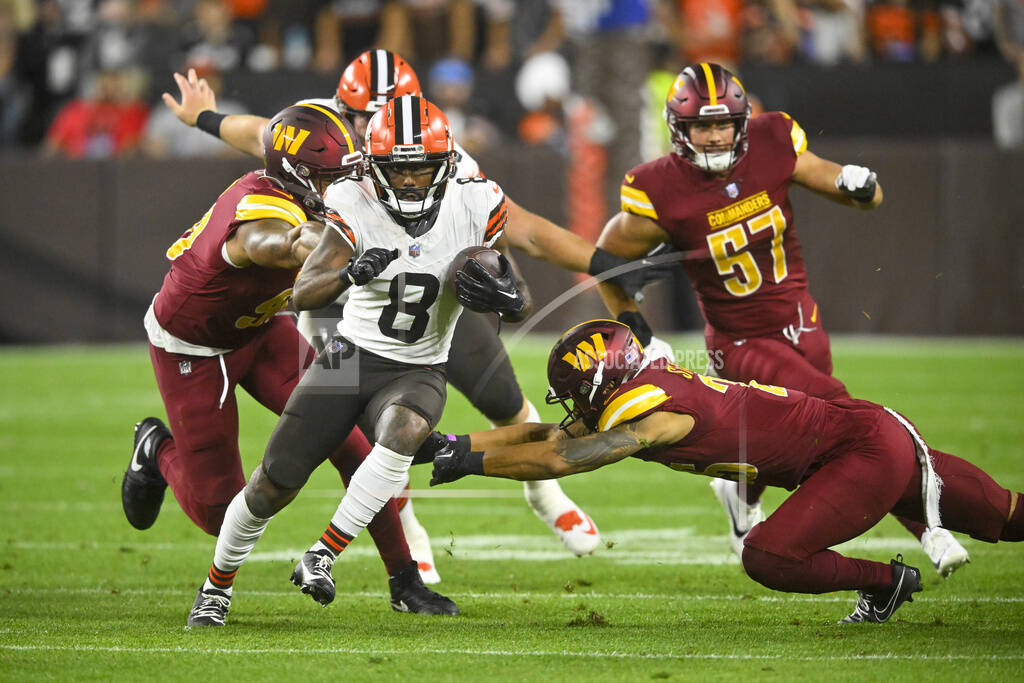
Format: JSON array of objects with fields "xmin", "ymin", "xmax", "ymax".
[{"xmin": 447, "ymin": 246, "xmax": 505, "ymax": 300}]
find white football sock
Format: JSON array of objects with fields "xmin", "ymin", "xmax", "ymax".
[
  {"xmin": 329, "ymin": 443, "xmax": 412, "ymax": 539},
  {"xmin": 523, "ymin": 478, "xmax": 570, "ymax": 518},
  {"xmin": 204, "ymin": 491, "xmax": 272, "ymax": 592}
]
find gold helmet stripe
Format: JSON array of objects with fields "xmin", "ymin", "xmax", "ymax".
[
  {"xmin": 293, "ymin": 103, "xmax": 356, "ymax": 155},
  {"xmin": 700, "ymin": 62, "xmax": 718, "ymax": 105}
]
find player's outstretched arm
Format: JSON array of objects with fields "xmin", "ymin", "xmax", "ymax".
[
  {"xmin": 591, "ymin": 211, "xmax": 672, "ymax": 347},
  {"xmin": 467, "ymin": 422, "xmax": 562, "ymax": 449},
  {"xmin": 224, "ymin": 219, "xmax": 323, "ymax": 269},
  {"xmin": 292, "ymin": 225, "xmax": 356, "ymax": 310},
  {"xmin": 504, "ymin": 199, "xmax": 674, "ymax": 300},
  {"xmin": 503, "ymin": 198, "xmax": 595, "ymax": 271},
  {"xmin": 595, "ymin": 212, "xmax": 670, "ymax": 316},
  {"xmin": 792, "ymin": 150, "xmax": 884, "ymax": 210},
  {"xmin": 161, "ymin": 68, "xmax": 268, "ymax": 157},
  {"xmin": 430, "ymin": 412, "xmax": 693, "ymax": 485}
]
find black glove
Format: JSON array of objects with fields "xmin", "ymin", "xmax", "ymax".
[
  {"xmin": 617, "ymin": 310, "xmax": 653, "ymax": 347},
  {"xmin": 454, "ymin": 255, "xmax": 525, "ymax": 317},
  {"xmin": 341, "ymin": 248, "xmax": 399, "ymax": 286},
  {"xmin": 411, "ymin": 431, "xmax": 454, "ymax": 466},
  {"xmin": 588, "ymin": 247, "xmax": 679, "ymax": 303},
  {"xmin": 429, "ymin": 435, "xmax": 483, "ymax": 486}
]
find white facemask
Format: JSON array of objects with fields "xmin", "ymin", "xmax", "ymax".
[{"xmin": 686, "ymin": 143, "xmax": 734, "ymax": 173}]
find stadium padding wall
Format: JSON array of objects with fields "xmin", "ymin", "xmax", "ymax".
[{"xmin": 1, "ymin": 141, "xmax": 1021, "ymax": 344}]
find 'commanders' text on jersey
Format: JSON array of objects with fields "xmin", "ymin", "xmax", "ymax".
[
  {"xmin": 149, "ymin": 171, "xmax": 305, "ymax": 351},
  {"xmin": 323, "ymin": 175, "xmax": 507, "ymax": 364},
  {"xmin": 594, "ymin": 358, "xmax": 885, "ymax": 490},
  {"xmin": 621, "ymin": 112, "xmax": 811, "ymax": 338}
]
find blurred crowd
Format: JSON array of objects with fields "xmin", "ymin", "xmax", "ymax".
[{"xmin": 1, "ymin": 0, "xmax": 1022, "ymax": 159}]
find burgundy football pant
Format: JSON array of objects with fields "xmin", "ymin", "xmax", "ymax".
[
  {"xmin": 707, "ymin": 302, "xmax": 930, "ymax": 541},
  {"xmin": 742, "ymin": 413, "xmax": 1023, "ymax": 594},
  {"xmin": 148, "ymin": 315, "xmax": 410, "ymax": 574}
]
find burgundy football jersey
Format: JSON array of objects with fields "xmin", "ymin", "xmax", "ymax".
[
  {"xmin": 153, "ymin": 171, "xmax": 307, "ymax": 349},
  {"xmin": 594, "ymin": 359, "xmax": 883, "ymax": 490},
  {"xmin": 621, "ymin": 112, "xmax": 812, "ymax": 338}
]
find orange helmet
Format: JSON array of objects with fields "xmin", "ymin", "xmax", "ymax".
[
  {"xmin": 365, "ymin": 95, "xmax": 457, "ymax": 221},
  {"xmin": 335, "ymin": 49, "xmax": 422, "ymax": 118}
]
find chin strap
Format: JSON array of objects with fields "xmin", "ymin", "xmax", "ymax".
[
  {"xmin": 587, "ymin": 360, "xmax": 605, "ymax": 405},
  {"xmin": 398, "ymin": 201, "xmax": 443, "ymax": 238}
]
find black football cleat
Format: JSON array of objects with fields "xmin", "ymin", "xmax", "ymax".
[
  {"xmin": 186, "ymin": 586, "xmax": 231, "ymax": 627},
  {"xmin": 121, "ymin": 417, "xmax": 171, "ymax": 530},
  {"xmin": 291, "ymin": 550, "xmax": 336, "ymax": 606},
  {"xmin": 840, "ymin": 554, "xmax": 923, "ymax": 624},
  {"xmin": 389, "ymin": 561, "xmax": 460, "ymax": 615}
]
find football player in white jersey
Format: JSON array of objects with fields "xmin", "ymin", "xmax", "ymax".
[
  {"xmin": 162, "ymin": 50, "xmax": 678, "ymax": 580},
  {"xmin": 187, "ymin": 96, "xmax": 526, "ymax": 626}
]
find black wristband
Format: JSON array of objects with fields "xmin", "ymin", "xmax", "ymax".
[
  {"xmin": 196, "ymin": 110, "xmax": 226, "ymax": 138},
  {"xmin": 338, "ymin": 268, "xmax": 354, "ymax": 286},
  {"xmin": 587, "ymin": 247, "xmax": 629, "ymax": 277},
  {"xmin": 617, "ymin": 310, "xmax": 652, "ymax": 347},
  {"xmin": 464, "ymin": 450, "xmax": 484, "ymax": 476}
]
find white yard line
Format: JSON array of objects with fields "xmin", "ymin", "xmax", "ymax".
[{"xmin": 1, "ymin": 644, "xmax": 1022, "ymax": 661}]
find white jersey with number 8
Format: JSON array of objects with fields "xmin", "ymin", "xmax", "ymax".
[{"xmin": 323, "ymin": 175, "xmax": 506, "ymax": 364}]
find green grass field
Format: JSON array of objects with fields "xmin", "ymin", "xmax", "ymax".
[{"xmin": 1, "ymin": 335, "xmax": 1022, "ymax": 681}]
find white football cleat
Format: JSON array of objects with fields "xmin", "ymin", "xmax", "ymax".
[
  {"xmin": 710, "ymin": 478, "xmax": 764, "ymax": 557},
  {"xmin": 524, "ymin": 479, "xmax": 600, "ymax": 556},
  {"xmin": 398, "ymin": 498, "xmax": 441, "ymax": 584},
  {"xmin": 920, "ymin": 527, "xmax": 969, "ymax": 578}
]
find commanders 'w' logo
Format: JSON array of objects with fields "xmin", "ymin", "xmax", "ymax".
[
  {"xmin": 272, "ymin": 124, "xmax": 311, "ymax": 154},
  {"xmin": 561, "ymin": 333, "xmax": 607, "ymax": 370}
]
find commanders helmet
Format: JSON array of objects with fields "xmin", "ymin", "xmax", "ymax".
[
  {"xmin": 546, "ymin": 319, "xmax": 646, "ymax": 432},
  {"xmin": 336, "ymin": 49, "xmax": 422, "ymax": 119},
  {"xmin": 664, "ymin": 62, "xmax": 751, "ymax": 173},
  {"xmin": 262, "ymin": 103, "xmax": 363, "ymax": 215},
  {"xmin": 365, "ymin": 95, "xmax": 457, "ymax": 221}
]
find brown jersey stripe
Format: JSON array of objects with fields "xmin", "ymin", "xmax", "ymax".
[
  {"xmin": 485, "ymin": 215, "xmax": 507, "ymax": 241},
  {"xmin": 486, "ymin": 208, "xmax": 507, "ymax": 235},
  {"xmin": 337, "ymin": 222, "xmax": 355, "ymax": 246},
  {"xmin": 485, "ymin": 200, "xmax": 508, "ymax": 238},
  {"xmin": 487, "ymin": 196, "xmax": 507, "ymax": 223}
]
